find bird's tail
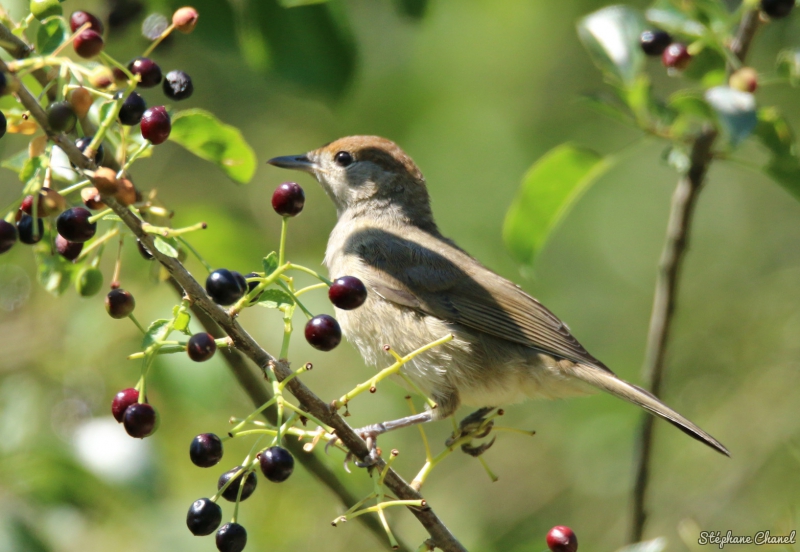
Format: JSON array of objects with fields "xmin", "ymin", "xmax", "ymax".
[{"xmin": 570, "ymin": 363, "xmax": 729, "ymax": 456}]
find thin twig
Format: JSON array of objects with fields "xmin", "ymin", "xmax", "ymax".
[
  {"xmin": 0, "ymin": 22, "xmax": 57, "ymax": 101},
  {"xmin": 629, "ymin": 9, "xmax": 762, "ymax": 543}
]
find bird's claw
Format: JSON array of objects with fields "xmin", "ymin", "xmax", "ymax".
[
  {"xmin": 461, "ymin": 436, "xmax": 496, "ymax": 457},
  {"xmin": 325, "ymin": 425, "xmax": 385, "ymax": 469},
  {"xmin": 446, "ymin": 407, "xmax": 497, "ymax": 451}
]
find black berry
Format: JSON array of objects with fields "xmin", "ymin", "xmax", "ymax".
[
  {"xmin": 0, "ymin": 220, "xmax": 17, "ymax": 254},
  {"xmin": 17, "ymin": 215, "xmax": 44, "ymax": 245},
  {"xmin": 546, "ymin": 526, "xmax": 578, "ymax": 552},
  {"xmin": 329, "ymin": 276, "xmax": 367, "ymax": 310},
  {"xmin": 46, "ymin": 101, "xmax": 77, "ymax": 133},
  {"xmin": 186, "ymin": 498, "xmax": 222, "ymax": 536},
  {"xmin": 140, "ymin": 106, "xmax": 171, "ymax": 144},
  {"xmin": 119, "ymin": 92, "xmax": 147, "ymax": 125},
  {"xmin": 271, "ymin": 182, "xmax": 305, "ymax": 217},
  {"xmin": 112, "ymin": 388, "xmax": 139, "ymax": 422},
  {"xmin": 70, "ymin": 10, "xmax": 104, "ymax": 33},
  {"xmin": 123, "ymin": 402, "xmax": 158, "ymax": 438},
  {"xmin": 216, "ymin": 523, "xmax": 247, "ymax": 552},
  {"xmin": 187, "ymin": 332, "xmax": 217, "ymax": 362},
  {"xmin": 55, "ymin": 234, "xmax": 83, "ymax": 261},
  {"xmin": 217, "ymin": 467, "xmax": 257, "ymax": 502},
  {"xmin": 206, "ymin": 269, "xmax": 247, "ymax": 306},
  {"xmin": 75, "ymin": 136, "xmax": 104, "ymax": 165},
  {"xmin": 245, "ymin": 272, "xmax": 263, "ymax": 302},
  {"xmin": 56, "ymin": 207, "xmax": 97, "ymax": 243},
  {"xmin": 662, "ymin": 43, "xmax": 691, "ymax": 70},
  {"xmin": 0, "ymin": 111, "xmax": 6, "ymax": 139},
  {"xmin": 73, "ymin": 29, "xmax": 104, "ymax": 58},
  {"xmin": 128, "ymin": 57, "xmax": 162, "ymax": 87},
  {"xmin": 640, "ymin": 30, "xmax": 672, "ymax": 56},
  {"xmin": 258, "ymin": 446, "xmax": 294, "ymax": 482},
  {"xmin": 190, "ymin": 433, "xmax": 224, "ymax": 468},
  {"xmin": 163, "ymin": 70, "xmax": 194, "ymax": 100},
  {"xmin": 106, "ymin": 289, "xmax": 135, "ymax": 318},
  {"xmin": 304, "ymin": 314, "xmax": 342, "ymax": 351},
  {"xmin": 761, "ymin": 0, "xmax": 794, "ymax": 18},
  {"xmin": 137, "ymin": 239, "xmax": 154, "ymax": 260}
]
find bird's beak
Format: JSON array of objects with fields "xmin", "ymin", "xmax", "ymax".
[{"xmin": 267, "ymin": 154, "xmax": 317, "ymax": 174}]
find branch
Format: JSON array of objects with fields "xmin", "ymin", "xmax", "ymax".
[
  {"xmin": 3, "ymin": 49, "xmax": 466, "ymax": 552},
  {"xmin": 629, "ymin": 9, "xmax": 762, "ymax": 543}
]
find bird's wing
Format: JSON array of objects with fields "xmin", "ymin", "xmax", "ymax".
[{"xmin": 346, "ymin": 226, "xmax": 609, "ymax": 371}]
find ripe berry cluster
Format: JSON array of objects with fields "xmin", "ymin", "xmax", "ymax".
[{"xmin": 639, "ymin": 29, "xmax": 691, "ymax": 70}]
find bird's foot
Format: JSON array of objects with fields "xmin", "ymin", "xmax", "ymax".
[
  {"xmin": 326, "ymin": 423, "xmax": 387, "ymax": 470},
  {"xmin": 446, "ymin": 407, "xmax": 498, "ymax": 456}
]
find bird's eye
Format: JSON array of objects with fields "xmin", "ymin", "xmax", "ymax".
[{"xmin": 334, "ymin": 151, "xmax": 354, "ymax": 167}]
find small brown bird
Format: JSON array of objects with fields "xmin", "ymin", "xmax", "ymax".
[{"xmin": 268, "ymin": 136, "xmax": 728, "ymax": 459}]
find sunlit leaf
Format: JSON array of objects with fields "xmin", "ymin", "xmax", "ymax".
[
  {"xmin": 35, "ymin": 16, "xmax": 69, "ymax": 56},
  {"xmin": 777, "ymin": 48, "xmax": 800, "ymax": 86},
  {"xmin": 1, "ymin": 149, "xmax": 31, "ymax": 174},
  {"xmin": 262, "ymin": 252, "xmax": 279, "ymax": 274},
  {"xmin": 152, "ymin": 236, "xmax": 179, "ymax": 258},
  {"xmin": 34, "ymin": 247, "xmax": 74, "ymax": 296},
  {"xmin": 578, "ymin": 5, "xmax": 645, "ymax": 87},
  {"xmin": 704, "ymin": 86, "xmax": 757, "ymax": 147},
  {"xmin": 257, "ymin": 289, "xmax": 295, "ymax": 309},
  {"xmin": 669, "ymin": 90, "xmax": 714, "ymax": 137},
  {"xmin": 142, "ymin": 319, "xmax": 171, "ymax": 350},
  {"xmin": 503, "ymin": 144, "xmax": 611, "ymax": 265},
  {"xmin": 19, "ymin": 156, "xmax": 43, "ymax": 184},
  {"xmin": 579, "ymin": 93, "xmax": 636, "ymax": 127},
  {"xmin": 169, "ymin": 109, "xmax": 257, "ymax": 184},
  {"xmin": 754, "ymin": 108, "xmax": 800, "ymax": 200},
  {"xmin": 682, "ymin": 46, "xmax": 726, "ymax": 85},
  {"xmin": 172, "ymin": 305, "xmax": 191, "ymax": 333},
  {"xmin": 646, "ymin": 4, "xmax": 705, "ymax": 37}
]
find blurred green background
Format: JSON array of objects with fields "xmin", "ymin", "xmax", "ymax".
[{"xmin": 2, "ymin": 0, "xmax": 800, "ymax": 551}]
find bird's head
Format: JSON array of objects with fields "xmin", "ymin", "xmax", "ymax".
[{"xmin": 268, "ymin": 136, "xmax": 435, "ymax": 228}]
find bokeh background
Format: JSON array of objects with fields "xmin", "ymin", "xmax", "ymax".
[{"xmin": 2, "ymin": 0, "xmax": 800, "ymax": 551}]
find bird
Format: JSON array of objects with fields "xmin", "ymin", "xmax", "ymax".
[{"xmin": 267, "ymin": 135, "xmax": 729, "ymax": 461}]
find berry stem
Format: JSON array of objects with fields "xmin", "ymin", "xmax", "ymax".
[
  {"xmin": 88, "ymin": 208, "xmax": 114, "ymax": 223},
  {"xmin": 294, "ymin": 282, "xmax": 328, "ymax": 297},
  {"xmin": 285, "ymin": 263, "xmax": 332, "ymax": 285},
  {"xmin": 75, "ymin": 227, "xmax": 120, "ymax": 261},
  {"xmin": 228, "ymin": 263, "xmax": 290, "ymax": 316},
  {"xmin": 110, "ymin": 232, "xmax": 125, "ymax": 286},
  {"xmin": 141, "ymin": 23, "xmax": 176, "ymax": 58},
  {"xmin": 477, "ymin": 456, "xmax": 498, "ymax": 483},
  {"xmin": 121, "ymin": 141, "xmax": 152, "ymax": 172},
  {"xmin": 278, "ymin": 216, "xmax": 288, "ymax": 266},
  {"xmin": 86, "ymin": 57, "xmax": 138, "ymax": 157},
  {"xmin": 128, "ymin": 313, "xmax": 147, "ymax": 335},
  {"xmin": 176, "ymin": 236, "xmax": 213, "ymax": 272},
  {"xmin": 277, "ymin": 280, "xmax": 313, "ymax": 319},
  {"xmin": 141, "ymin": 222, "xmax": 207, "ymax": 238},
  {"xmin": 50, "ymin": 22, "xmax": 90, "ymax": 57},
  {"xmin": 58, "ymin": 179, "xmax": 92, "ymax": 197}
]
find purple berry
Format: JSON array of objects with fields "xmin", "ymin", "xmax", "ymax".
[
  {"xmin": 119, "ymin": 92, "xmax": 146, "ymax": 125},
  {"xmin": 271, "ymin": 182, "xmax": 305, "ymax": 217},
  {"xmin": 761, "ymin": 0, "xmax": 794, "ymax": 18},
  {"xmin": 111, "ymin": 388, "xmax": 139, "ymax": 422},
  {"xmin": 140, "ymin": 106, "xmax": 171, "ymax": 144},
  {"xmin": 206, "ymin": 269, "xmax": 247, "ymax": 306},
  {"xmin": 123, "ymin": 402, "xmax": 158, "ymax": 438},
  {"xmin": 128, "ymin": 57, "xmax": 162, "ymax": 87},
  {"xmin": 163, "ymin": 70, "xmax": 193, "ymax": 100},
  {"xmin": 258, "ymin": 446, "xmax": 294, "ymax": 482},
  {"xmin": 190, "ymin": 433, "xmax": 224, "ymax": 468},
  {"xmin": 662, "ymin": 43, "xmax": 691, "ymax": 69},
  {"xmin": 56, "ymin": 235, "xmax": 83, "ymax": 261},
  {"xmin": 547, "ymin": 526, "xmax": 578, "ymax": 552},
  {"xmin": 216, "ymin": 522, "xmax": 247, "ymax": 552},
  {"xmin": 329, "ymin": 276, "xmax": 367, "ymax": 310},
  {"xmin": 17, "ymin": 215, "xmax": 44, "ymax": 245},
  {"xmin": 186, "ymin": 498, "xmax": 222, "ymax": 536},
  {"xmin": 56, "ymin": 207, "xmax": 97, "ymax": 243},
  {"xmin": 640, "ymin": 30, "xmax": 672, "ymax": 56},
  {"xmin": 0, "ymin": 220, "xmax": 18, "ymax": 254},
  {"xmin": 70, "ymin": 10, "xmax": 104, "ymax": 33},
  {"xmin": 75, "ymin": 136, "xmax": 104, "ymax": 165},
  {"xmin": 217, "ymin": 466, "xmax": 257, "ymax": 502},
  {"xmin": 187, "ymin": 332, "xmax": 217, "ymax": 362},
  {"xmin": 304, "ymin": 314, "xmax": 341, "ymax": 351},
  {"xmin": 105, "ymin": 289, "xmax": 135, "ymax": 318},
  {"xmin": 73, "ymin": 29, "xmax": 104, "ymax": 58}
]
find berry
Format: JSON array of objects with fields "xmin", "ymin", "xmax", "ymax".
[
  {"xmin": 271, "ymin": 182, "xmax": 305, "ymax": 217},
  {"xmin": 329, "ymin": 276, "xmax": 367, "ymax": 310},
  {"xmin": 112, "ymin": 388, "xmax": 139, "ymax": 422},
  {"xmin": 0, "ymin": 220, "xmax": 17, "ymax": 254},
  {"xmin": 173, "ymin": 7, "xmax": 199, "ymax": 33},
  {"xmin": 81, "ymin": 187, "xmax": 106, "ymax": 210},
  {"xmin": 258, "ymin": 446, "xmax": 294, "ymax": 482},
  {"xmin": 21, "ymin": 188, "xmax": 64, "ymax": 217},
  {"xmin": 20, "ymin": 195, "xmax": 40, "ymax": 216},
  {"xmin": 30, "ymin": 0, "xmax": 62, "ymax": 21},
  {"xmin": 17, "ymin": 215, "xmax": 44, "ymax": 245},
  {"xmin": 217, "ymin": 467, "xmax": 257, "ymax": 502},
  {"xmin": 137, "ymin": 239, "xmax": 154, "ymax": 260},
  {"xmin": 206, "ymin": 269, "xmax": 247, "ymax": 306},
  {"xmin": 304, "ymin": 314, "xmax": 342, "ymax": 351},
  {"xmin": 73, "ymin": 30, "xmax": 105, "ymax": 58},
  {"xmin": 114, "ymin": 177, "xmax": 137, "ymax": 206},
  {"xmin": 190, "ymin": 433, "xmax": 224, "ymax": 467},
  {"xmin": 244, "ymin": 272, "xmax": 263, "ymax": 302},
  {"xmin": 68, "ymin": 87, "xmax": 93, "ymax": 119},
  {"xmin": 186, "ymin": 498, "xmax": 222, "ymax": 536},
  {"xmin": 187, "ymin": 332, "xmax": 217, "ymax": 362},
  {"xmin": 56, "ymin": 234, "xmax": 83, "ymax": 261},
  {"xmin": 75, "ymin": 266, "xmax": 104, "ymax": 297},
  {"xmin": 128, "ymin": 57, "xmax": 162, "ymax": 88},
  {"xmin": 163, "ymin": 70, "xmax": 193, "ymax": 100},
  {"xmin": 56, "ymin": 207, "xmax": 97, "ymax": 243},
  {"xmin": 546, "ymin": 526, "xmax": 578, "ymax": 552},
  {"xmin": 730, "ymin": 67, "xmax": 758, "ymax": 93},
  {"xmin": 106, "ymin": 289, "xmax": 136, "ymax": 318},
  {"xmin": 216, "ymin": 523, "xmax": 247, "ymax": 552},
  {"xmin": 119, "ymin": 92, "xmax": 146, "ymax": 125},
  {"xmin": 640, "ymin": 30, "xmax": 671, "ymax": 56},
  {"xmin": 91, "ymin": 167, "xmax": 119, "ymax": 195},
  {"xmin": 70, "ymin": 10, "xmax": 105, "ymax": 34},
  {"xmin": 761, "ymin": 0, "xmax": 794, "ymax": 18},
  {"xmin": 662, "ymin": 43, "xmax": 691, "ymax": 70},
  {"xmin": 140, "ymin": 106, "xmax": 171, "ymax": 144},
  {"xmin": 46, "ymin": 101, "xmax": 77, "ymax": 133},
  {"xmin": 0, "ymin": 111, "xmax": 6, "ymax": 139},
  {"xmin": 75, "ymin": 136, "xmax": 104, "ymax": 165},
  {"xmin": 123, "ymin": 402, "xmax": 158, "ymax": 438}
]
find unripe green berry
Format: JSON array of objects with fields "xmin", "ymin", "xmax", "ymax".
[
  {"xmin": 30, "ymin": 0, "xmax": 62, "ymax": 20},
  {"xmin": 76, "ymin": 266, "xmax": 104, "ymax": 297}
]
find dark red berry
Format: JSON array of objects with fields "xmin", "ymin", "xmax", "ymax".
[
  {"xmin": 70, "ymin": 10, "xmax": 104, "ymax": 33},
  {"xmin": 761, "ymin": 0, "xmax": 794, "ymax": 18},
  {"xmin": 329, "ymin": 276, "xmax": 367, "ymax": 310},
  {"xmin": 546, "ymin": 526, "xmax": 578, "ymax": 552},
  {"xmin": 75, "ymin": 136, "xmax": 104, "ymax": 165},
  {"xmin": 140, "ymin": 106, "xmax": 171, "ymax": 144},
  {"xmin": 111, "ymin": 388, "xmax": 139, "ymax": 422},
  {"xmin": 216, "ymin": 522, "xmax": 247, "ymax": 552},
  {"xmin": 190, "ymin": 433, "xmax": 224, "ymax": 467},
  {"xmin": 163, "ymin": 70, "xmax": 193, "ymax": 101},
  {"xmin": 271, "ymin": 182, "xmax": 305, "ymax": 217},
  {"xmin": 217, "ymin": 467, "xmax": 257, "ymax": 502},
  {"xmin": 73, "ymin": 29, "xmax": 104, "ymax": 58},
  {"xmin": 123, "ymin": 402, "xmax": 158, "ymax": 438},
  {"xmin": 127, "ymin": 57, "xmax": 162, "ymax": 88},
  {"xmin": 187, "ymin": 332, "xmax": 217, "ymax": 362},
  {"xmin": 0, "ymin": 220, "xmax": 17, "ymax": 254},
  {"xmin": 55, "ymin": 234, "xmax": 83, "ymax": 261},
  {"xmin": 640, "ymin": 30, "xmax": 671, "ymax": 56},
  {"xmin": 105, "ymin": 289, "xmax": 135, "ymax": 318},
  {"xmin": 20, "ymin": 195, "xmax": 40, "ymax": 216},
  {"xmin": 56, "ymin": 207, "xmax": 97, "ymax": 243},
  {"xmin": 187, "ymin": 498, "xmax": 222, "ymax": 536},
  {"xmin": 304, "ymin": 314, "xmax": 342, "ymax": 351},
  {"xmin": 46, "ymin": 101, "xmax": 77, "ymax": 133},
  {"xmin": 206, "ymin": 269, "xmax": 247, "ymax": 306},
  {"xmin": 258, "ymin": 446, "xmax": 294, "ymax": 482},
  {"xmin": 17, "ymin": 215, "xmax": 44, "ymax": 245},
  {"xmin": 119, "ymin": 92, "xmax": 146, "ymax": 125},
  {"xmin": 662, "ymin": 43, "xmax": 691, "ymax": 70},
  {"xmin": 137, "ymin": 239, "xmax": 154, "ymax": 260}
]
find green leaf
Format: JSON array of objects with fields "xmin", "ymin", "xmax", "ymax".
[
  {"xmin": 102, "ymin": 214, "xmax": 122, "ymax": 222},
  {"xmin": 262, "ymin": 251, "xmax": 279, "ymax": 274},
  {"xmin": 34, "ymin": 247, "xmax": 74, "ymax": 296},
  {"xmin": 278, "ymin": 0, "xmax": 327, "ymax": 6},
  {"xmin": 704, "ymin": 86, "xmax": 757, "ymax": 147},
  {"xmin": 681, "ymin": 46, "xmax": 726, "ymax": 85},
  {"xmin": 394, "ymin": 0, "xmax": 428, "ymax": 19},
  {"xmin": 668, "ymin": 90, "xmax": 714, "ymax": 138},
  {"xmin": 777, "ymin": 48, "xmax": 800, "ymax": 86},
  {"xmin": 578, "ymin": 5, "xmax": 645, "ymax": 87},
  {"xmin": 754, "ymin": 108, "xmax": 800, "ymax": 200},
  {"xmin": 142, "ymin": 319, "xmax": 171, "ymax": 350},
  {"xmin": 503, "ymin": 144, "xmax": 611, "ymax": 265},
  {"xmin": 257, "ymin": 289, "xmax": 295, "ymax": 309},
  {"xmin": 579, "ymin": 93, "xmax": 636, "ymax": 127},
  {"xmin": 169, "ymin": 109, "xmax": 257, "ymax": 184},
  {"xmin": 19, "ymin": 156, "xmax": 43, "ymax": 184},
  {"xmin": 646, "ymin": 4, "xmax": 706, "ymax": 38},
  {"xmin": 172, "ymin": 305, "xmax": 191, "ymax": 333},
  {"xmin": 152, "ymin": 236, "xmax": 179, "ymax": 258},
  {"xmin": 1, "ymin": 149, "xmax": 31, "ymax": 173},
  {"xmin": 35, "ymin": 16, "xmax": 68, "ymax": 55}
]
